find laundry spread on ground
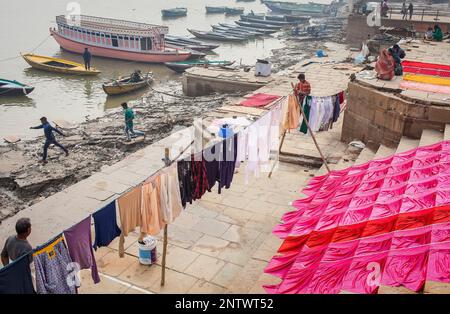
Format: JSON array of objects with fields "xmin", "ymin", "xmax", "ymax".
[
  {"xmin": 240, "ymin": 93, "xmax": 281, "ymax": 107},
  {"xmin": 264, "ymin": 140, "xmax": 450, "ymax": 294},
  {"xmin": 403, "ymin": 73, "xmax": 450, "ymax": 87},
  {"xmin": 400, "ymin": 80, "xmax": 450, "ymax": 95}
]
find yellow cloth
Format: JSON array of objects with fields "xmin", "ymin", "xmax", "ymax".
[
  {"xmin": 403, "ymin": 73, "xmax": 450, "ymax": 87},
  {"xmin": 33, "ymin": 236, "xmax": 64, "ymax": 259}
]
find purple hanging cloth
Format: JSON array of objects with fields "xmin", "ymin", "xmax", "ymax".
[{"xmin": 64, "ymin": 216, "xmax": 100, "ymax": 284}]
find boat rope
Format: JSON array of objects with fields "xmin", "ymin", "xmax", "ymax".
[{"xmin": 0, "ymin": 34, "xmax": 51, "ymax": 63}]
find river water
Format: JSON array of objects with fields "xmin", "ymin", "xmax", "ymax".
[{"xmin": 0, "ymin": 0, "xmax": 330, "ymax": 140}]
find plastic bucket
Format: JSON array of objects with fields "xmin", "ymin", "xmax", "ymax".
[{"xmin": 138, "ymin": 236, "xmax": 157, "ymax": 265}]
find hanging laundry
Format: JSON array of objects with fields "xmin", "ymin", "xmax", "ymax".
[
  {"xmin": 218, "ymin": 133, "xmax": 238, "ymax": 194},
  {"xmin": 283, "ymin": 95, "xmax": 300, "ymax": 131},
  {"xmin": 319, "ymin": 96, "xmax": 334, "ymax": 131},
  {"xmin": 338, "ymin": 91, "xmax": 345, "ymax": 105},
  {"xmin": 332, "ymin": 94, "xmax": 341, "ymax": 123},
  {"xmin": 117, "ymin": 186, "xmax": 142, "ymax": 236},
  {"xmin": 258, "ymin": 111, "xmax": 272, "ymax": 173},
  {"xmin": 235, "ymin": 127, "xmax": 248, "ymax": 169},
  {"xmin": 204, "ymin": 140, "xmax": 221, "ymax": 190},
  {"xmin": 191, "ymin": 153, "xmax": 210, "ymax": 200},
  {"xmin": 245, "ymin": 122, "xmax": 260, "ymax": 183},
  {"xmin": 159, "ymin": 164, "xmax": 183, "ymax": 224},
  {"xmin": 177, "ymin": 159, "xmax": 194, "ymax": 208},
  {"xmin": 0, "ymin": 253, "xmax": 34, "ymax": 294},
  {"xmin": 92, "ymin": 201, "xmax": 121, "ymax": 250},
  {"xmin": 64, "ymin": 216, "xmax": 100, "ymax": 284},
  {"xmin": 240, "ymin": 93, "xmax": 281, "ymax": 108},
  {"xmin": 33, "ymin": 235, "xmax": 76, "ymax": 294},
  {"xmin": 141, "ymin": 176, "xmax": 165, "ymax": 236},
  {"xmin": 299, "ymin": 96, "xmax": 312, "ymax": 134}
]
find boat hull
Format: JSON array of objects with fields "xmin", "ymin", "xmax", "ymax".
[
  {"xmin": 22, "ymin": 53, "xmax": 101, "ymax": 75},
  {"xmin": 102, "ymin": 77, "xmax": 152, "ymax": 96},
  {"xmin": 51, "ymin": 30, "xmax": 191, "ymax": 63},
  {"xmin": 0, "ymin": 86, "xmax": 34, "ymax": 96}
]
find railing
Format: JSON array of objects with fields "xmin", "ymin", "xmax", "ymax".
[{"xmin": 386, "ymin": 7, "xmax": 450, "ymax": 21}]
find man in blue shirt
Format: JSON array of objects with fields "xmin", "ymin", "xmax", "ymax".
[{"xmin": 30, "ymin": 117, "xmax": 69, "ymax": 164}]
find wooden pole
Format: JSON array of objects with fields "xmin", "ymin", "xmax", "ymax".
[
  {"xmin": 161, "ymin": 147, "xmax": 170, "ymax": 286},
  {"xmin": 290, "ymin": 83, "xmax": 331, "ymax": 173}
]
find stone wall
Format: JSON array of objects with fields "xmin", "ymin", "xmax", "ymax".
[
  {"xmin": 182, "ymin": 74, "xmax": 265, "ymax": 97},
  {"xmin": 341, "ymin": 82, "xmax": 448, "ymax": 147}
]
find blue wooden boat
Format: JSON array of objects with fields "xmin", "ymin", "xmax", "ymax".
[
  {"xmin": 161, "ymin": 8, "xmax": 187, "ymax": 18},
  {"xmin": 0, "ymin": 79, "xmax": 34, "ymax": 96},
  {"xmin": 235, "ymin": 20, "xmax": 282, "ymax": 30},
  {"xmin": 205, "ymin": 6, "xmax": 227, "ymax": 14},
  {"xmin": 225, "ymin": 7, "xmax": 245, "ymax": 16},
  {"xmin": 262, "ymin": 1, "xmax": 328, "ymax": 16},
  {"xmin": 218, "ymin": 23, "xmax": 277, "ymax": 35},
  {"xmin": 187, "ymin": 29, "xmax": 247, "ymax": 42}
]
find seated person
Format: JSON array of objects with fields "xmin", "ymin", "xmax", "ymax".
[
  {"xmin": 432, "ymin": 25, "xmax": 443, "ymax": 41},
  {"xmin": 388, "ymin": 47, "xmax": 403, "ymax": 76},
  {"xmin": 424, "ymin": 27, "xmax": 433, "ymax": 40},
  {"xmin": 375, "ymin": 48, "xmax": 395, "ymax": 80},
  {"xmin": 129, "ymin": 70, "xmax": 142, "ymax": 83}
]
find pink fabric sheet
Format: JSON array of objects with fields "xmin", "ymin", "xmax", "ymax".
[
  {"xmin": 240, "ymin": 93, "xmax": 281, "ymax": 107},
  {"xmin": 265, "ymin": 140, "xmax": 450, "ymax": 294}
]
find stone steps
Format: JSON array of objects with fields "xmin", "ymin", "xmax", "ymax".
[
  {"xmin": 353, "ymin": 146, "xmax": 376, "ymax": 165},
  {"xmin": 444, "ymin": 124, "xmax": 450, "ymax": 141},
  {"xmin": 373, "ymin": 144, "xmax": 396, "ymax": 159},
  {"xmin": 419, "ymin": 129, "xmax": 444, "ymax": 147},
  {"xmin": 396, "ymin": 136, "xmax": 420, "ymax": 154}
]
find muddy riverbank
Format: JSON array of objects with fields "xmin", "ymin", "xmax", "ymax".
[{"xmin": 0, "ymin": 25, "xmax": 346, "ymax": 222}]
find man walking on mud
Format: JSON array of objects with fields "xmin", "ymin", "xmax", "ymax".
[
  {"xmin": 121, "ymin": 102, "xmax": 144, "ymax": 141},
  {"xmin": 30, "ymin": 117, "xmax": 68, "ymax": 164}
]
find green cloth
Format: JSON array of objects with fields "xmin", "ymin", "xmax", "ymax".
[
  {"xmin": 299, "ymin": 96, "xmax": 312, "ymax": 134},
  {"xmin": 124, "ymin": 108, "xmax": 135, "ymax": 127},
  {"xmin": 433, "ymin": 28, "xmax": 443, "ymax": 41}
]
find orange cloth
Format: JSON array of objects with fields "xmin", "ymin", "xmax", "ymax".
[
  {"xmin": 140, "ymin": 176, "xmax": 165, "ymax": 236},
  {"xmin": 117, "ymin": 186, "xmax": 142, "ymax": 236},
  {"xmin": 283, "ymin": 95, "xmax": 300, "ymax": 130},
  {"xmin": 117, "ymin": 186, "xmax": 142, "ymax": 257}
]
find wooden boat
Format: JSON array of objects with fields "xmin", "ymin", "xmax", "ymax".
[
  {"xmin": 225, "ymin": 7, "xmax": 245, "ymax": 15},
  {"xmin": 161, "ymin": 8, "xmax": 187, "ymax": 18},
  {"xmin": 164, "ymin": 60, "xmax": 235, "ymax": 73},
  {"xmin": 102, "ymin": 72, "xmax": 153, "ymax": 96},
  {"xmin": 187, "ymin": 29, "xmax": 247, "ymax": 42},
  {"xmin": 211, "ymin": 25, "xmax": 262, "ymax": 37},
  {"xmin": 0, "ymin": 78, "xmax": 34, "ymax": 96},
  {"xmin": 51, "ymin": 15, "xmax": 191, "ymax": 63},
  {"xmin": 240, "ymin": 16, "xmax": 295, "ymax": 26},
  {"xmin": 21, "ymin": 53, "xmax": 101, "ymax": 75},
  {"xmin": 165, "ymin": 36, "xmax": 220, "ymax": 51},
  {"xmin": 165, "ymin": 43, "xmax": 206, "ymax": 59},
  {"xmin": 235, "ymin": 20, "xmax": 282, "ymax": 30},
  {"xmin": 205, "ymin": 6, "xmax": 227, "ymax": 14},
  {"xmin": 218, "ymin": 23, "xmax": 276, "ymax": 35},
  {"xmin": 262, "ymin": 1, "xmax": 329, "ymax": 16}
]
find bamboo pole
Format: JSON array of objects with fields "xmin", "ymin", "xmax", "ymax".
[
  {"xmin": 290, "ymin": 83, "xmax": 331, "ymax": 173},
  {"xmin": 161, "ymin": 147, "xmax": 170, "ymax": 286}
]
